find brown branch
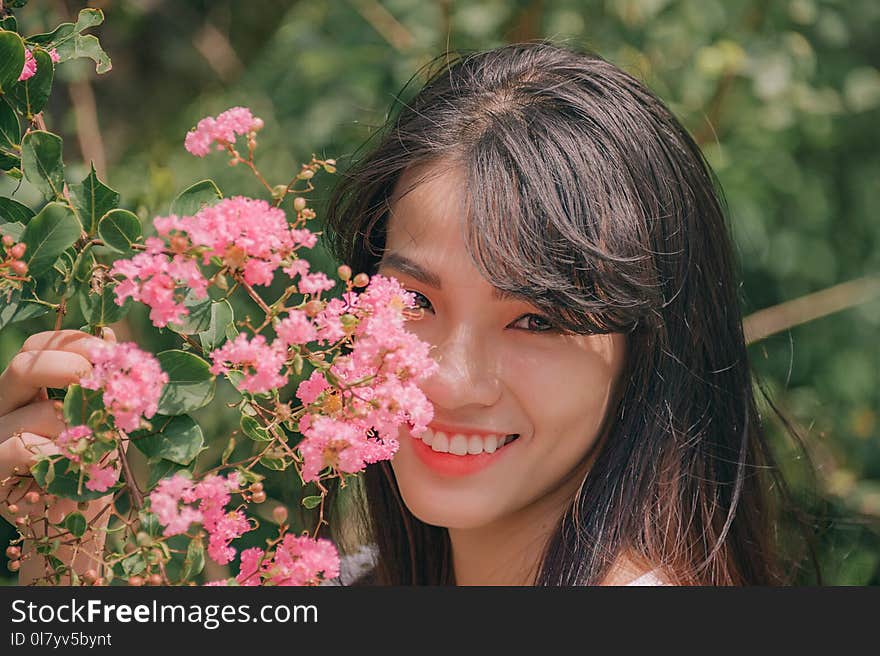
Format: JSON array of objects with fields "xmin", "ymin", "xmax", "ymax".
[
  {"xmin": 348, "ymin": 0, "xmax": 414, "ymax": 52},
  {"xmin": 193, "ymin": 21, "xmax": 243, "ymax": 82},
  {"xmin": 743, "ymin": 275, "xmax": 880, "ymax": 345},
  {"xmin": 68, "ymin": 80, "xmax": 107, "ymax": 179}
]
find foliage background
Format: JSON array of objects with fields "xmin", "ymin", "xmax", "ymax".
[{"xmin": 1, "ymin": 0, "xmax": 878, "ymax": 584}]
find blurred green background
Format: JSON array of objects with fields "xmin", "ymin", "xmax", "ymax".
[{"xmin": 1, "ymin": 0, "xmax": 878, "ymax": 584}]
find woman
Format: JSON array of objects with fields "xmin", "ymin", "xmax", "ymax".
[
  {"xmin": 0, "ymin": 42, "xmax": 813, "ymax": 586},
  {"xmin": 320, "ymin": 41, "xmax": 815, "ymax": 585}
]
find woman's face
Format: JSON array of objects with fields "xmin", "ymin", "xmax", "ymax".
[{"xmin": 377, "ymin": 162, "xmax": 628, "ymax": 531}]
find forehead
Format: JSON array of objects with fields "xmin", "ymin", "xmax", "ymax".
[{"xmin": 386, "ymin": 161, "xmax": 469, "ymax": 254}]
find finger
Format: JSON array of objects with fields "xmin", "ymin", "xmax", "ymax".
[
  {"xmin": 101, "ymin": 327, "xmax": 116, "ymax": 344},
  {"xmin": 0, "ymin": 350, "xmax": 92, "ymax": 417},
  {"xmin": 21, "ymin": 330, "xmax": 108, "ymax": 359},
  {"xmin": 0, "ymin": 400, "xmax": 66, "ymax": 444}
]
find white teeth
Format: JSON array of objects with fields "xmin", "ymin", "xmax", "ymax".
[
  {"xmin": 417, "ymin": 428, "xmax": 515, "ymax": 456},
  {"xmin": 431, "ymin": 431, "xmax": 449, "ymax": 453},
  {"xmin": 449, "ymin": 434, "xmax": 469, "ymax": 456}
]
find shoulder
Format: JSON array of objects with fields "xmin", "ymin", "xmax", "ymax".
[{"xmin": 600, "ymin": 553, "xmax": 675, "ymax": 586}]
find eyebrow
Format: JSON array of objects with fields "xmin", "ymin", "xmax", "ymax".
[{"xmin": 378, "ymin": 251, "xmax": 520, "ymax": 303}]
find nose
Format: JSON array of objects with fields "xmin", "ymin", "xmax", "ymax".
[{"xmin": 421, "ymin": 323, "xmax": 502, "ymax": 411}]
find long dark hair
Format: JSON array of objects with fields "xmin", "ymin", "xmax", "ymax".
[{"xmin": 321, "ymin": 41, "xmax": 818, "ymax": 585}]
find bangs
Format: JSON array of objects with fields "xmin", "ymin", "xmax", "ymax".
[{"xmin": 460, "ymin": 106, "xmax": 664, "ymax": 335}]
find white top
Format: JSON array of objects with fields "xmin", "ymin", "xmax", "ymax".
[{"xmin": 324, "ymin": 544, "xmax": 670, "ymax": 586}]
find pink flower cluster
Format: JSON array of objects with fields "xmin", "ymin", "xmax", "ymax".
[
  {"xmin": 55, "ymin": 425, "xmax": 121, "ymax": 493},
  {"xmin": 230, "ymin": 535, "xmax": 340, "ymax": 586},
  {"xmin": 149, "ymin": 472, "xmax": 250, "ymax": 565},
  {"xmin": 110, "ymin": 238, "xmax": 208, "ymax": 327},
  {"xmin": 293, "ymin": 274, "xmax": 438, "ymax": 482},
  {"xmin": 184, "ymin": 107, "xmax": 264, "ymax": 157},
  {"xmin": 18, "ymin": 47, "xmax": 60, "ymax": 82},
  {"xmin": 154, "ymin": 196, "xmax": 314, "ymax": 288},
  {"xmin": 209, "ymin": 333, "xmax": 287, "ymax": 394},
  {"xmin": 80, "ymin": 341, "xmax": 169, "ymax": 432}
]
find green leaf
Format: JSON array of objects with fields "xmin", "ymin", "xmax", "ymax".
[
  {"xmin": 181, "ymin": 536, "xmax": 205, "ymax": 582},
  {"xmin": 301, "ymin": 495, "xmax": 322, "ymax": 509},
  {"xmin": 29, "ymin": 9, "xmax": 111, "ymax": 74},
  {"xmin": 138, "ymin": 510, "xmax": 161, "ymax": 538},
  {"xmin": 156, "ymin": 350, "xmax": 215, "ymax": 415},
  {"xmin": 146, "ymin": 458, "xmax": 194, "ymax": 490},
  {"xmin": 258, "ymin": 455, "xmax": 288, "ymax": 471},
  {"xmin": 79, "ymin": 282, "xmax": 131, "ymax": 326},
  {"xmin": 198, "ymin": 300, "xmax": 234, "ymax": 351},
  {"xmin": 10, "ymin": 48, "xmax": 54, "ymax": 117},
  {"xmin": 0, "ymin": 30, "xmax": 25, "ymax": 94},
  {"xmin": 168, "ymin": 291, "xmax": 213, "ymax": 335},
  {"xmin": 0, "ymin": 289, "xmax": 21, "ymax": 330},
  {"xmin": 240, "ymin": 415, "xmax": 271, "ymax": 441},
  {"xmin": 0, "ymin": 220, "xmax": 24, "ymax": 241},
  {"xmin": 0, "ymin": 17, "xmax": 18, "ymax": 33},
  {"xmin": 31, "ymin": 458, "xmax": 113, "ymax": 502},
  {"xmin": 22, "ymin": 202, "xmax": 81, "ymax": 275},
  {"xmin": 70, "ymin": 164, "xmax": 119, "ymax": 234},
  {"xmin": 0, "ymin": 196, "xmax": 35, "ymax": 224},
  {"xmin": 21, "ymin": 131, "xmax": 65, "ymax": 200},
  {"xmin": 62, "ymin": 384, "xmax": 105, "ymax": 428},
  {"xmin": 0, "ymin": 98, "xmax": 20, "ymax": 151},
  {"xmin": 62, "ymin": 511, "xmax": 87, "ymax": 538},
  {"xmin": 130, "ymin": 414, "xmax": 205, "ymax": 466},
  {"xmin": 97, "ymin": 208, "xmax": 141, "ymax": 253},
  {"xmin": 221, "ymin": 436, "xmax": 236, "ymax": 465},
  {"xmin": 120, "ymin": 552, "xmax": 146, "ymax": 577},
  {"xmin": 170, "ymin": 179, "xmax": 222, "ymax": 216}
]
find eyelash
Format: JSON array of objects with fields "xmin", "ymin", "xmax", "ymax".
[{"xmin": 405, "ymin": 290, "xmax": 559, "ymax": 334}]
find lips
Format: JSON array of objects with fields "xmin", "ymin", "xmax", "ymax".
[{"xmin": 408, "ymin": 427, "xmax": 521, "ymax": 477}]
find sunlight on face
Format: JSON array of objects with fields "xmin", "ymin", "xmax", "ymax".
[{"xmin": 378, "ymin": 160, "xmax": 628, "ymax": 531}]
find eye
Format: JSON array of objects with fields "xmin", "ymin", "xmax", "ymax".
[{"xmin": 405, "ymin": 290, "xmax": 558, "ymax": 334}]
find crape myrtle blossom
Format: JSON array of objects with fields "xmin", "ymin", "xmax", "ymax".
[
  {"xmin": 17, "ymin": 47, "xmax": 60, "ymax": 82},
  {"xmin": 110, "ymin": 237, "xmax": 208, "ymax": 327},
  {"xmin": 184, "ymin": 107, "xmax": 264, "ymax": 157},
  {"xmin": 209, "ymin": 333, "xmax": 287, "ymax": 395},
  {"xmin": 80, "ymin": 341, "xmax": 168, "ymax": 433},
  {"xmin": 154, "ymin": 196, "xmax": 310, "ymax": 288},
  {"xmin": 148, "ymin": 472, "xmax": 250, "ymax": 565},
  {"xmin": 293, "ymin": 274, "xmax": 438, "ymax": 482},
  {"xmin": 55, "ymin": 425, "xmax": 122, "ymax": 493},
  {"xmin": 229, "ymin": 535, "xmax": 340, "ymax": 586}
]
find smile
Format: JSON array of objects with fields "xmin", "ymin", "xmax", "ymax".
[{"xmin": 408, "ymin": 428, "xmax": 521, "ymax": 477}]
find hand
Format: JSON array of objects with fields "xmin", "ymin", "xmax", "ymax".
[{"xmin": 0, "ymin": 328, "xmax": 117, "ymax": 584}]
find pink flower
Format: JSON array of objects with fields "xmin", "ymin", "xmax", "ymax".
[
  {"xmin": 295, "ymin": 370, "xmax": 329, "ymax": 406},
  {"xmin": 48, "ymin": 48, "xmax": 60, "ymax": 63},
  {"xmin": 110, "ymin": 238, "xmax": 208, "ymax": 328},
  {"xmin": 85, "ymin": 463, "xmax": 120, "ymax": 492},
  {"xmin": 56, "ymin": 425, "xmax": 93, "ymax": 463},
  {"xmin": 234, "ymin": 536, "xmax": 339, "ymax": 586},
  {"xmin": 155, "ymin": 197, "xmax": 301, "ymax": 288},
  {"xmin": 298, "ymin": 271, "xmax": 335, "ymax": 295},
  {"xmin": 18, "ymin": 49, "xmax": 36, "ymax": 81},
  {"xmin": 184, "ymin": 107, "xmax": 264, "ymax": 157},
  {"xmin": 80, "ymin": 341, "xmax": 169, "ymax": 433},
  {"xmin": 275, "ymin": 310, "xmax": 317, "ymax": 347},
  {"xmin": 209, "ymin": 333, "xmax": 287, "ymax": 394}
]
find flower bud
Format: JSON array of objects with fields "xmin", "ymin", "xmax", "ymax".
[
  {"xmin": 10, "ymin": 243, "xmax": 26, "ymax": 259},
  {"xmin": 6, "ymin": 545, "xmax": 21, "ymax": 559},
  {"xmin": 14, "ymin": 516, "xmax": 27, "ymax": 527},
  {"xmin": 128, "ymin": 575, "xmax": 145, "ymax": 587},
  {"xmin": 251, "ymin": 491, "xmax": 267, "ymax": 504},
  {"xmin": 304, "ymin": 299, "xmax": 324, "ymax": 317},
  {"xmin": 353, "ymin": 273, "xmax": 369, "ymax": 288},
  {"xmin": 272, "ymin": 505, "xmax": 288, "ymax": 524},
  {"xmin": 83, "ymin": 569, "xmax": 98, "ymax": 584},
  {"xmin": 2, "ymin": 234, "xmax": 13, "ymax": 246},
  {"xmin": 24, "ymin": 491, "xmax": 40, "ymax": 505},
  {"xmin": 337, "ymin": 264, "xmax": 352, "ymax": 281},
  {"xmin": 249, "ymin": 482, "xmax": 264, "ymax": 493},
  {"xmin": 299, "ymin": 169, "xmax": 314, "ymax": 180},
  {"xmin": 149, "ymin": 573, "xmax": 163, "ymax": 586},
  {"xmin": 11, "ymin": 260, "xmax": 27, "ymax": 276},
  {"xmin": 293, "ymin": 197, "xmax": 307, "ymax": 212},
  {"xmin": 7, "ymin": 560, "xmax": 20, "ymax": 572},
  {"xmin": 7, "ymin": 503, "xmax": 19, "ymax": 515}
]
